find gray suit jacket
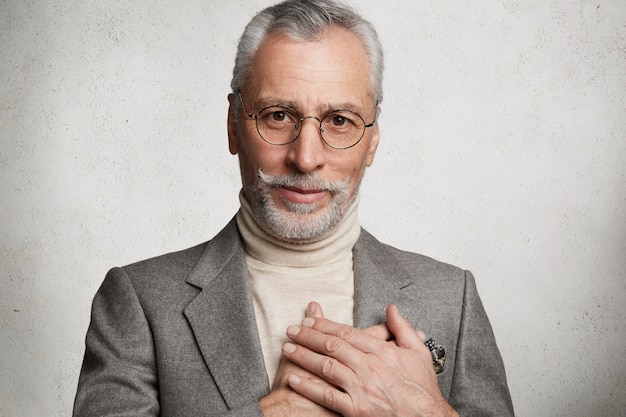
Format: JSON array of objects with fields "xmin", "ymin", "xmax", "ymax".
[{"xmin": 74, "ymin": 218, "xmax": 514, "ymax": 416}]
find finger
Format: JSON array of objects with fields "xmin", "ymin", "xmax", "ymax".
[
  {"xmin": 307, "ymin": 301, "xmax": 324, "ymax": 318},
  {"xmin": 386, "ymin": 304, "xmax": 424, "ymax": 350},
  {"xmin": 306, "ymin": 303, "xmax": 392, "ymax": 345},
  {"xmin": 281, "ymin": 357, "xmax": 334, "ymax": 388},
  {"xmin": 282, "ymin": 339, "xmax": 355, "ymax": 389},
  {"xmin": 297, "ymin": 316, "xmax": 387, "ymax": 354},
  {"xmin": 306, "ymin": 304, "xmax": 393, "ymax": 345},
  {"xmin": 286, "ymin": 323, "xmax": 367, "ymax": 373},
  {"xmin": 363, "ymin": 323, "xmax": 392, "ymax": 341},
  {"xmin": 287, "ymin": 374, "xmax": 351, "ymax": 416},
  {"xmin": 415, "ymin": 329, "xmax": 427, "ymax": 343}
]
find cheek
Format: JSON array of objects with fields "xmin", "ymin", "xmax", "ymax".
[
  {"xmin": 238, "ymin": 142, "xmax": 286, "ymax": 177},
  {"xmin": 348, "ymin": 156, "xmax": 371, "ymax": 191},
  {"xmin": 340, "ymin": 150, "xmax": 370, "ymax": 177}
]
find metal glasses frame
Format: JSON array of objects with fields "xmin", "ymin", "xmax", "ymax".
[{"xmin": 237, "ymin": 91, "xmax": 377, "ymax": 150}]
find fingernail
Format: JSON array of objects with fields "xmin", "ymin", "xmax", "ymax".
[
  {"xmin": 307, "ymin": 302, "xmax": 316, "ymax": 316},
  {"xmin": 301, "ymin": 317, "xmax": 315, "ymax": 328},
  {"xmin": 287, "ymin": 374, "xmax": 301, "ymax": 386},
  {"xmin": 283, "ymin": 342, "xmax": 296, "ymax": 354},
  {"xmin": 286, "ymin": 325, "xmax": 300, "ymax": 337}
]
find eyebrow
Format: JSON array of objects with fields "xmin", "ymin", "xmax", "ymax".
[
  {"xmin": 254, "ymin": 97, "xmax": 366, "ymax": 114},
  {"xmin": 255, "ymin": 97, "xmax": 299, "ymax": 111}
]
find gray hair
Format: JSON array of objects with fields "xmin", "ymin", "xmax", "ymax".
[{"xmin": 230, "ymin": 0, "xmax": 384, "ymax": 104}]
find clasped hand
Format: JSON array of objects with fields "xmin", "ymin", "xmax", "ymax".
[{"xmin": 262, "ymin": 302, "xmax": 457, "ymax": 417}]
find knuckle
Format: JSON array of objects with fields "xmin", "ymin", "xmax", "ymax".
[
  {"xmin": 324, "ymin": 336, "xmax": 343, "ymax": 353},
  {"xmin": 321, "ymin": 357, "xmax": 337, "ymax": 378},
  {"xmin": 337, "ymin": 326, "xmax": 357, "ymax": 341},
  {"xmin": 323, "ymin": 387, "xmax": 338, "ymax": 408}
]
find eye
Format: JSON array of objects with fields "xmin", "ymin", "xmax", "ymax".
[
  {"xmin": 270, "ymin": 111, "xmax": 289, "ymax": 122},
  {"xmin": 259, "ymin": 107, "xmax": 298, "ymax": 126},
  {"xmin": 324, "ymin": 111, "xmax": 360, "ymax": 129},
  {"xmin": 330, "ymin": 115, "xmax": 349, "ymax": 127}
]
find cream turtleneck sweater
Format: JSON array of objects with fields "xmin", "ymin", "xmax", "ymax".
[{"xmin": 236, "ymin": 192, "xmax": 361, "ymax": 385}]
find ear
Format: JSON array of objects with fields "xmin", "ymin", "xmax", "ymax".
[
  {"xmin": 364, "ymin": 107, "xmax": 381, "ymax": 167},
  {"xmin": 227, "ymin": 93, "xmax": 239, "ymax": 155}
]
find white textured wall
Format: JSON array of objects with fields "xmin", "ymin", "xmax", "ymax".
[{"xmin": 2, "ymin": 1, "xmax": 625, "ymax": 416}]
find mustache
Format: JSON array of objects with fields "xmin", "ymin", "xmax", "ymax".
[{"xmin": 258, "ymin": 170, "xmax": 349, "ymax": 193}]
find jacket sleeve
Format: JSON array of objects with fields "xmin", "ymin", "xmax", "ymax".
[
  {"xmin": 447, "ymin": 271, "xmax": 515, "ymax": 416},
  {"xmin": 73, "ymin": 267, "xmax": 160, "ymax": 416}
]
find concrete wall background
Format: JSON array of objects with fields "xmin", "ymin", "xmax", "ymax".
[{"xmin": 2, "ymin": 1, "xmax": 625, "ymax": 416}]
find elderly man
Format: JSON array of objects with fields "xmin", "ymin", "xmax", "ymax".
[{"xmin": 74, "ymin": 1, "xmax": 514, "ymax": 416}]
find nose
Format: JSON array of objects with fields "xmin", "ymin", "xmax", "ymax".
[{"xmin": 285, "ymin": 117, "xmax": 326, "ymax": 174}]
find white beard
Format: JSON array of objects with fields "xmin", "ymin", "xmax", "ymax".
[{"xmin": 244, "ymin": 169, "xmax": 356, "ymax": 242}]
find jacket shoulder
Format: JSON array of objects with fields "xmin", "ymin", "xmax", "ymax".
[
  {"xmin": 123, "ymin": 241, "xmax": 208, "ymax": 281},
  {"xmin": 117, "ymin": 217, "xmax": 242, "ymax": 295},
  {"xmin": 357, "ymin": 228, "xmax": 467, "ymax": 282}
]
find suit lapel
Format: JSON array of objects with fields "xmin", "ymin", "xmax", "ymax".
[
  {"xmin": 183, "ymin": 219, "xmax": 269, "ymax": 409},
  {"xmin": 353, "ymin": 228, "xmax": 430, "ymax": 329}
]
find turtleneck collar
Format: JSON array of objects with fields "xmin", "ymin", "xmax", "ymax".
[{"xmin": 236, "ymin": 190, "xmax": 361, "ymax": 268}]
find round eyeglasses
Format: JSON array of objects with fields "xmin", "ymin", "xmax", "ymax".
[{"xmin": 237, "ymin": 91, "xmax": 377, "ymax": 150}]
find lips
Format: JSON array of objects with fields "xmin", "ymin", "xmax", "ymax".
[{"xmin": 278, "ymin": 186, "xmax": 329, "ymax": 205}]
